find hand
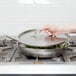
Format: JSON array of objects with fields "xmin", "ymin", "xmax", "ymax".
[{"xmin": 40, "ymin": 24, "xmax": 71, "ymax": 36}]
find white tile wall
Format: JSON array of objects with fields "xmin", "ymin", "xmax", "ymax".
[{"xmin": 0, "ymin": 0, "xmax": 76, "ymax": 35}]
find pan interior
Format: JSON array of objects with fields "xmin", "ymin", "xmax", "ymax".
[{"xmin": 18, "ymin": 29, "xmax": 68, "ymax": 47}]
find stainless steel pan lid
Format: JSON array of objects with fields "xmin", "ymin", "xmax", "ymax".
[{"xmin": 18, "ymin": 29, "xmax": 69, "ymax": 48}]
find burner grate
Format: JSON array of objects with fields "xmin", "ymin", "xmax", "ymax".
[{"xmin": 0, "ymin": 36, "xmax": 76, "ymax": 63}]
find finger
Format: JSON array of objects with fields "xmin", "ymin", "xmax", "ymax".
[
  {"xmin": 39, "ymin": 27, "xmax": 48, "ymax": 32},
  {"xmin": 40, "ymin": 25, "xmax": 54, "ymax": 34},
  {"xmin": 44, "ymin": 30, "xmax": 53, "ymax": 35},
  {"xmin": 39, "ymin": 25, "xmax": 50, "ymax": 31}
]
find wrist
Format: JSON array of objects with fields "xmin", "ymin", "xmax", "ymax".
[{"xmin": 58, "ymin": 25, "xmax": 72, "ymax": 34}]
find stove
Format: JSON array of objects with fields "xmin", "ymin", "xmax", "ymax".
[{"xmin": 0, "ymin": 36, "xmax": 76, "ymax": 64}]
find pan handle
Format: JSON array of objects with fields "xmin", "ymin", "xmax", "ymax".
[
  {"xmin": 5, "ymin": 35, "xmax": 19, "ymax": 41},
  {"xmin": 5, "ymin": 35, "xmax": 25, "ymax": 45}
]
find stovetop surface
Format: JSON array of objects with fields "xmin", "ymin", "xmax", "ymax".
[{"xmin": 0, "ymin": 36, "xmax": 76, "ymax": 64}]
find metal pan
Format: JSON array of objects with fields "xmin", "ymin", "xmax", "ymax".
[
  {"xmin": 6, "ymin": 29, "xmax": 70, "ymax": 58},
  {"xmin": 18, "ymin": 42, "xmax": 68, "ymax": 58}
]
